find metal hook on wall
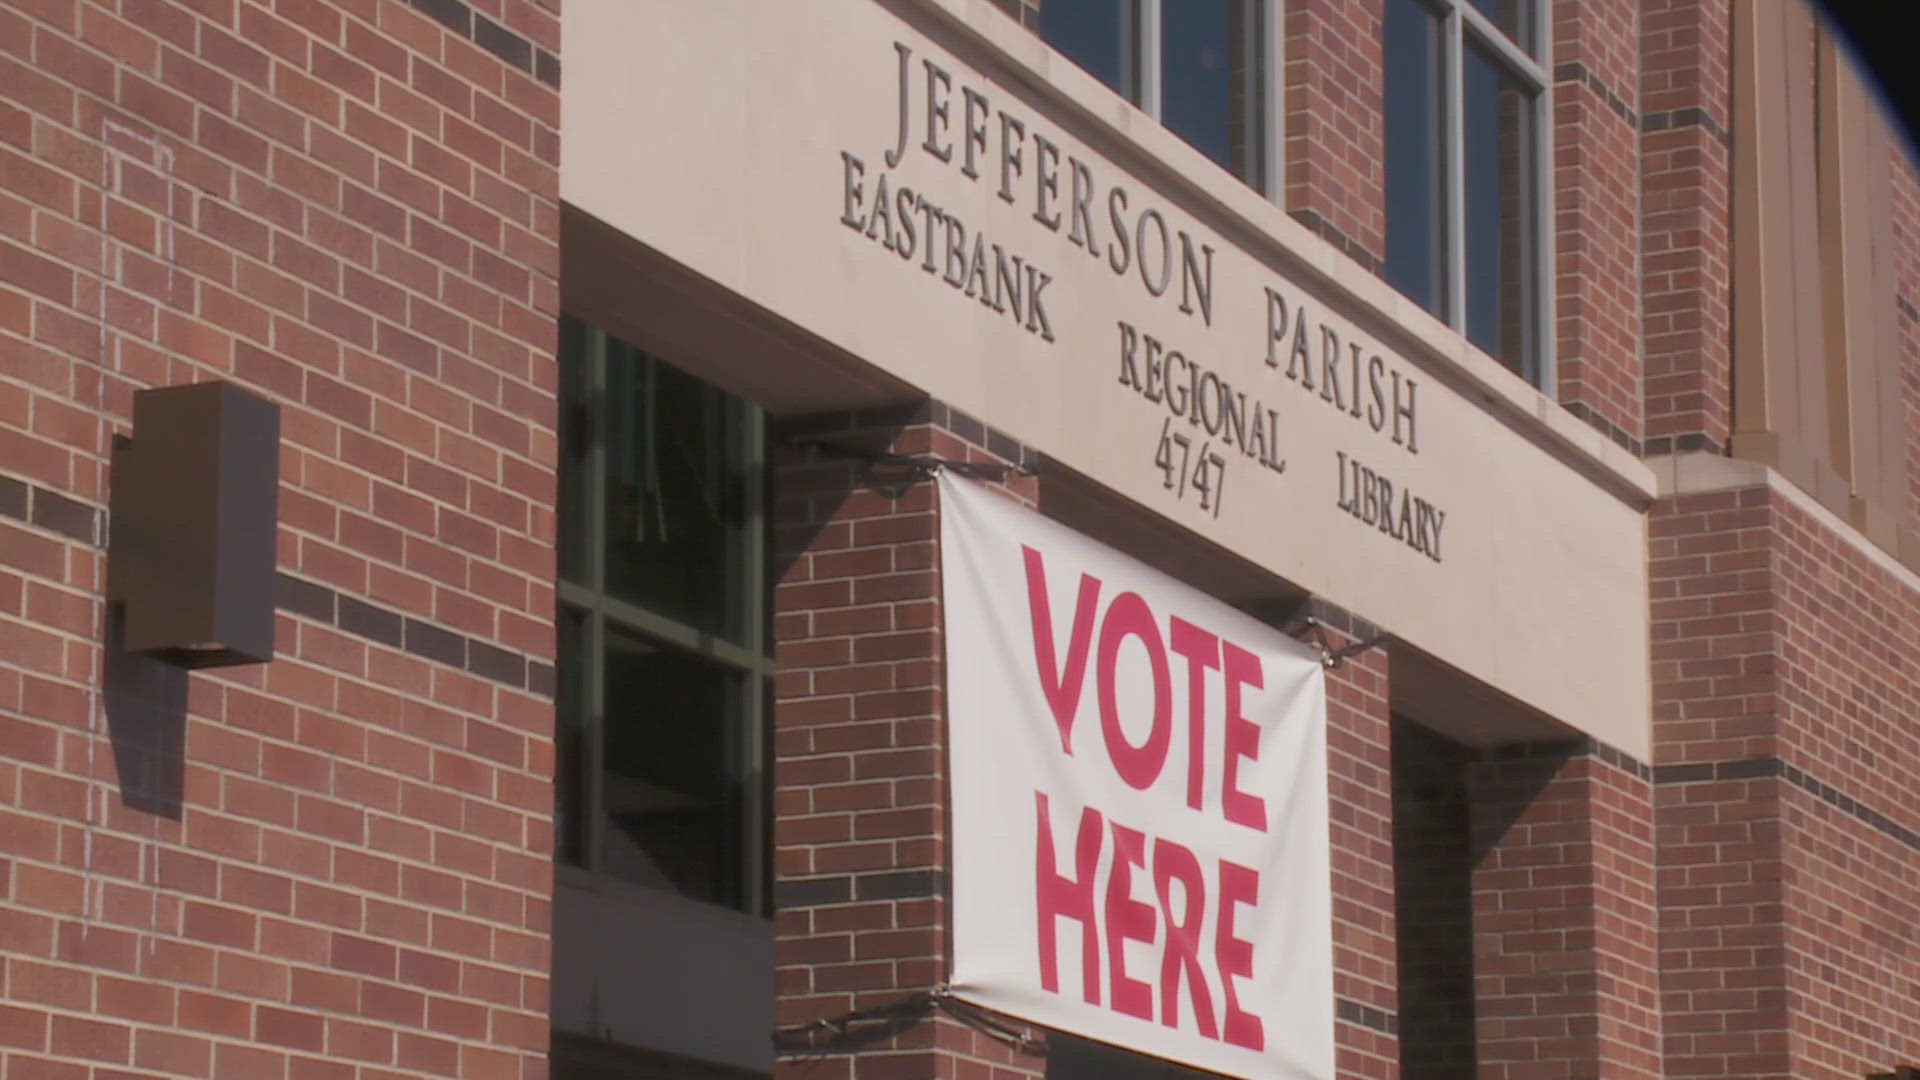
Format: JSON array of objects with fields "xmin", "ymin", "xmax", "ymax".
[
  {"xmin": 1293, "ymin": 615, "xmax": 1389, "ymax": 670},
  {"xmin": 783, "ymin": 435, "xmax": 1036, "ymax": 496}
]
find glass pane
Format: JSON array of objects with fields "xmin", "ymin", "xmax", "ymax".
[
  {"xmin": 556, "ymin": 314, "xmax": 590, "ymax": 586},
  {"xmin": 1383, "ymin": 0, "xmax": 1445, "ymax": 316},
  {"xmin": 599, "ymin": 625, "xmax": 745, "ymax": 907},
  {"xmin": 602, "ymin": 339, "xmax": 754, "ymax": 641},
  {"xmin": 555, "ymin": 605, "xmax": 588, "ymax": 866},
  {"xmin": 1042, "ymin": 0, "xmax": 1134, "ymax": 100},
  {"xmin": 1466, "ymin": 0, "xmax": 1532, "ymax": 54},
  {"xmin": 1462, "ymin": 44, "xmax": 1537, "ymax": 377},
  {"xmin": 1161, "ymin": 0, "xmax": 1262, "ymax": 184}
]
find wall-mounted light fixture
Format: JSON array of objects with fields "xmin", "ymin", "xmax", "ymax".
[{"xmin": 107, "ymin": 381, "xmax": 280, "ymax": 668}]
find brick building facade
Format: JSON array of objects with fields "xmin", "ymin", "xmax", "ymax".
[{"xmin": 1, "ymin": 1, "xmax": 1917, "ymax": 1079}]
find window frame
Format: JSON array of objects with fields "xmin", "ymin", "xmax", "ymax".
[
  {"xmin": 1043, "ymin": 0, "xmax": 1284, "ymax": 198},
  {"xmin": 555, "ymin": 317, "xmax": 773, "ymax": 917},
  {"xmin": 1390, "ymin": 0, "xmax": 1554, "ymax": 388}
]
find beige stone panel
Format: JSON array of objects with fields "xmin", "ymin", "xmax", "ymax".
[{"xmin": 563, "ymin": 0, "xmax": 1655, "ymax": 759}]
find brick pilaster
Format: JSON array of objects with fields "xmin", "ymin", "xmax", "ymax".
[
  {"xmin": 1284, "ymin": 0, "xmax": 1387, "ymax": 272},
  {"xmin": 1639, "ymin": 0, "xmax": 1733, "ymax": 457},
  {"xmin": 1648, "ymin": 487, "xmax": 1790, "ymax": 1077},
  {"xmin": 770, "ymin": 402, "xmax": 1041, "ymax": 1080},
  {"xmin": 1552, "ymin": 0, "xmax": 1644, "ymax": 451},
  {"xmin": 1317, "ymin": 609, "xmax": 1398, "ymax": 1080},
  {"xmin": 1469, "ymin": 744, "xmax": 1661, "ymax": 1078}
]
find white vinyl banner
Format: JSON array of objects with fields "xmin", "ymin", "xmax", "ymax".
[{"xmin": 940, "ymin": 473, "xmax": 1334, "ymax": 1080}]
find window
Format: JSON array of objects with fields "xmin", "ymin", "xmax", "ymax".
[
  {"xmin": 1041, "ymin": 0, "xmax": 1276, "ymax": 192},
  {"xmin": 1383, "ymin": 0, "xmax": 1548, "ymax": 383},
  {"xmin": 556, "ymin": 315, "xmax": 770, "ymax": 913}
]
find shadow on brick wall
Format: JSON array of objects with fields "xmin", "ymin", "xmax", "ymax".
[
  {"xmin": 100, "ymin": 436, "xmax": 188, "ymax": 818},
  {"xmin": 1393, "ymin": 716, "xmax": 1479, "ymax": 1080},
  {"xmin": 1469, "ymin": 739, "xmax": 1586, "ymax": 868},
  {"xmin": 770, "ymin": 404, "xmax": 932, "ymax": 587},
  {"xmin": 101, "ymin": 602, "xmax": 187, "ymax": 819}
]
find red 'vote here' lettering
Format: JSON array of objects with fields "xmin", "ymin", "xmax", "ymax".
[
  {"xmin": 1023, "ymin": 545, "xmax": 1268, "ymax": 831},
  {"xmin": 1034, "ymin": 792, "xmax": 1264, "ymax": 1049}
]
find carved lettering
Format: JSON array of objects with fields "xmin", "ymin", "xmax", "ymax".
[{"xmin": 1335, "ymin": 451, "xmax": 1445, "ymax": 562}]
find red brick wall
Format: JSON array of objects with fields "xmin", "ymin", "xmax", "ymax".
[
  {"xmin": 1586, "ymin": 753, "xmax": 1662, "ymax": 1075},
  {"xmin": 0, "ymin": 0, "xmax": 561, "ymax": 1076},
  {"xmin": 1469, "ymin": 745, "xmax": 1660, "ymax": 1078},
  {"xmin": 1651, "ymin": 484, "xmax": 1920, "ymax": 1078},
  {"xmin": 1640, "ymin": 0, "xmax": 1733, "ymax": 457},
  {"xmin": 1283, "ymin": 0, "xmax": 1386, "ymax": 272},
  {"xmin": 1649, "ymin": 487, "xmax": 1791, "ymax": 1077},
  {"xmin": 1770, "ymin": 493, "xmax": 1920, "ymax": 1077},
  {"xmin": 1654, "ymin": 761, "xmax": 1790, "ymax": 1078},
  {"xmin": 1317, "ymin": 612, "xmax": 1398, "ymax": 1080},
  {"xmin": 770, "ymin": 403, "xmax": 1044, "ymax": 1080},
  {"xmin": 1550, "ymin": 0, "xmax": 1642, "ymax": 450}
]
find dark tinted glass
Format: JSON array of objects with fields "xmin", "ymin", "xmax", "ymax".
[
  {"xmin": 1462, "ymin": 42, "xmax": 1536, "ymax": 375},
  {"xmin": 602, "ymin": 341, "xmax": 751, "ymax": 640},
  {"xmin": 556, "ymin": 315, "xmax": 590, "ymax": 585},
  {"xmin": 1161, "ymin": 0, "xmax": 1260, "ymax": 182},
  {"xmin": 1042, "ymin": 0, "xmax": 1133, "ymax": 98},
  {"xmin": 1383, "ymin": 0, "xmax": 1445, "ymax": 315},
  {"xmin": 598, "ymin": 626, "xmax": 744, "ymax": 907},
  {"xmin": 1466, "ymin": 0, "xmax": 1531, "ymax": 52}
]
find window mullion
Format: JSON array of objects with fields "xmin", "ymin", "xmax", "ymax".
[
  {"xmin": 588, "ymin": 594, "xmax": 764, "ymax": 671},
  {"xmin": 584, "ymin": 325, "xmax": 610, "ymax": 877},
  {"xmin": 1455, "ymin": 2, "xmax": 1546, "ymax": 89},
  {"xmin": 739, "ymin": 413, "xmax": 767, "ymax": 916},
  {"xmin": 1443, "ymin": 3, "xmax": 1467, "ymax": 333},
  {"xmin": 1532, "ymin": 46, "xmax": 1554, "ymax": 389},
  {"xmin": 555, "ymin": 582, "xmax": 781, "ymax": 677},
  {"xmin": 1137, "ymin": 0, "xmax": 1162, "ymax": 117},
  {"xmin": 1259, "ymin": 0, "xmax": 1283, "ymax": 200}
]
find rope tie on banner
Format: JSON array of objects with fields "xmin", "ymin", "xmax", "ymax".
[
  {"xmin": 771, "ymin": 986, "xmax": 1047, "ymax": 1059},
  {"xmin": 1291, "ymin": 615, "xmax": 1389, "ymax": 670}
]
